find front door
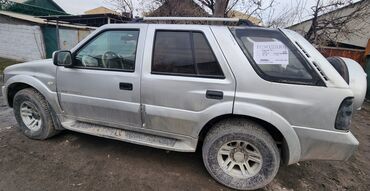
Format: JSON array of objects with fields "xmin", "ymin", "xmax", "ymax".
[
  {"xmin": 57, "ymin": 26, "xmax": 147, "ymax": 129},
  {"xmin": 140, "ymin": 25, "xmax": 236, "ymax": 138}
]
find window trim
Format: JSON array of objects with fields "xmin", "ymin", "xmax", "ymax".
[
  {"xmin": 70, "ymin": 28, "xmax": 140, "ymax": 73},
  {"xmin": 151, "ymin": 29, "xmax": 225, "ymax": 79},
  {"xmin": 230, "ymin": 28, "xmax": 325, "ymax": 86}
]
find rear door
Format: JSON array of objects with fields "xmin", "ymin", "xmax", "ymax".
[{"xmin": 140, "ymin": 25, "xmax": 236, "ymax": 138}]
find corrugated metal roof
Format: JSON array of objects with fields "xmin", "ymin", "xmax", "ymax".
[
  {"xmin": 8, "ymin": 0, "xmax": 66, "ymax": 13},
  {"xmin": 0, "ymin": 10, "xmax": 45, "ymax": 23},
  {"xmin": 0, "ymin": 10, "xmax": 95, "ymax": 29},
  {"xmin": 84, "ymin": 6, "xmax": 118, "ymax": 15}
]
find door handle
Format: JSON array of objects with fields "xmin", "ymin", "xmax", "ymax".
[
  {"xmin": 119, "ymin": 82, "xmax": 133, "ymax": 91},
  {"xmin": 206, "ymin": 90, "xmax": 223, "ymax": 100}
]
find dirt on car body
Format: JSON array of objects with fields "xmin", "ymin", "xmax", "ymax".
[{"xmin": 0, "ymin": 91, "xmax": 369, "ymax": 190}]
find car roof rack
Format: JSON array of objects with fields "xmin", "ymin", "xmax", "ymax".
[
  {"xmin": 143, "ymin": 17, "xmax": 239, "ymax": 22},
  {"xmin": 130, "ymin": 17, "xmax": 256, "ymax": 26}
]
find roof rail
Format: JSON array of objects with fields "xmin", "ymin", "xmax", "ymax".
[{"xmin": 143, "ymin": 17, "xmax": 239, "ymax": 22}]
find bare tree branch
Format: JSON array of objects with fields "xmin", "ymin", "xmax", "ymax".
[
  {"xmin": 198, "ymin": 0, "xmax": 216, "ymax": 14},
  {"xmin": 225, "ymin": 0, "xmax": 240, "ymax": 15},
  {"xmin": 197, "ymin": 0, "xmax": 275, "ymax": 21},
  {"xmin": 303, "ymin": 0, "xmax": 370, "ymax": 46},
  {"xmin": 139, "ymin": 0, "xmax": 166, "ymax": 16},
  {"xmin": 264, "ymin": 0, "xmax": 308, "ymax": 28},
  {"xmin": 105, "ymin": 0, "xmax": 134, "ymax": 17}
]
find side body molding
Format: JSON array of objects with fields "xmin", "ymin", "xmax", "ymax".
[
  {"xmin": 233, "ymin": 102, "xmax": 301, "ymax": 165},
  {"xmin": 3, "ymin": 75, "xmax": 61, "ymax": 115}
]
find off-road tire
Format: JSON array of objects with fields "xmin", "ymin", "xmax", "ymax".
[
  {"xmin": 13, "ymin": 88, "xmax": 59, "ymax": 140},
  {"xmin": 202, "ymin": 119, "xmax": 280, "ymax": 190}
]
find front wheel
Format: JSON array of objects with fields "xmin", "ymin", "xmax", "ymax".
[
  {"xmin": 13, "ymin": 88, "xmax": 58, "ymax": 140},
  {"xmin": 202, "ymin": 119, "xmax": 280, "ymax": 190}
]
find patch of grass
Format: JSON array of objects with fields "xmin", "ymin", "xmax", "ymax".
[{"xmin": 0, "ymin": 57, "xmax": 20, "ymax": 74}]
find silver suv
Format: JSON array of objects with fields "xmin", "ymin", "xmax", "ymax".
[{"xmin": 2, "ymin": 17, "xmax": 367, "ymax": 190}]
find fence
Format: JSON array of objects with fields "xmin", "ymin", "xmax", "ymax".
[{"xmin": 318, "ymin": 46, "xmax": 366, "ymax": 68}]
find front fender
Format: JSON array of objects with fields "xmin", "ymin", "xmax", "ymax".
[
  {"xmin": 4, "ymin": 75, "xmax": 61, "ymax": 114},
  {"xmin": 233, "ymin": 101, "xmax": 301, "ymax": 164}
]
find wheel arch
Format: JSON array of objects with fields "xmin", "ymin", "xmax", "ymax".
[
  {"xmin": 6, "ymin": 82, "xmax": 33, "ymax": 107},
  {"xmin": 4, "ymin": 75, "xmax": 60, "ymax": 113},
  {"xmin": 5, "ymin": 75, "xmax": 63, "ymax": 130},
  {"xmin": 199, "ymin": 112, "xmax": 301, "ymax": 165}
]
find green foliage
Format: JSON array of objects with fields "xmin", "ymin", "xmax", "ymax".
[{"xmin": 0, "ymin": 57, "xmax": 19, "ymax": 73}]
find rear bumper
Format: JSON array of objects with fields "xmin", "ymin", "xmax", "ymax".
[{"xmin": 293, "ymin": 126, "xmax": 359, "ymax": 161}]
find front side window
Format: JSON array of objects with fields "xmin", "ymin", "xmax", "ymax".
[
  {"xmin": 75, "ymin": 30, "xmax": 139, "ymax": 71},
  {"xmin": 152, "ymin": 31, "xmax": 224, "ymax": 78},
  {"xmin": 231, "ymin": 28, "xmax": 316, "ymax": 84}
]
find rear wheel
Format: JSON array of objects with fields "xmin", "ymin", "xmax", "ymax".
[
  {"xmin": 13, "ymin": 88, "xmax": 59, "ymax": 140},
  {"xmin": 202, "ymin": 119, "xmax": 280, "ymax": 190}
]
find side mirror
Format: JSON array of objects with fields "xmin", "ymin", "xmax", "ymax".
[{"xmin": 53, "ymin": 50, "xmax": 73, "ymax": 67}]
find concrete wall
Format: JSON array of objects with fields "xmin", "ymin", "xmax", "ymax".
[
  {"xmin": 289, "ymin": 1, "xmax": 370, "ymax": 48},
  {"xmin": 0, "ymin": 16, "xmax": 45, "ymax": 61}
]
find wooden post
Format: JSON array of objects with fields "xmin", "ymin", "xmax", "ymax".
[
  {"xmin": 56, "ymin": 20, "xmax": 60, "ymax": 50},
  {"xmin": 365, "ymin": 39, "xmax": 370, "ymax": 57},
  {"xmin": 364, "ymin": 39, "xmax": 370, "ymax": 99}
]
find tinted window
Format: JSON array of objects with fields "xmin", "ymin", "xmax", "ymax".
[
  {"xmin": 152, "ymin": 31, "xmax": 224, "ymax": 78},
  {"xmin": 75, "ymin": 30, "xmax": 139, "ymax": 71},
  {"xmin": 152, "ymin": 31, "xmax": 194, "ymax": 74},
  {"xmin": 232, "ymin": 28, "xmax": 314, "ymax": 83},
  {"xmin": 193, "ymin": 32, "xmax": 223, "ymax": 76}
]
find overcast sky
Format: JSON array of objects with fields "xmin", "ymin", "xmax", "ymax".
[
  {"xmin": 53, "ymin": 0, "xmax": 111, "ymax": 15},
  {"xmin": 54, "ymin": 0, "xmax": 311, "ymax": 15},
  {"xmin": 53, "ymin": 0, "xmax": 361, "ymax": 22}
]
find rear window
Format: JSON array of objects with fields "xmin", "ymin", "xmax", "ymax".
[
  {"xmin": 152, "ymin": 31, "xmax": 224, "ymax": 78},
  {"xmin": 231, "ymin": 28, "xmax": 316, "ymax": 84}
]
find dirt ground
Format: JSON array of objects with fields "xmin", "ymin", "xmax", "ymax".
[{"xmin": 0, "ymin": 87, "xmax": 369, "ymax": 191}]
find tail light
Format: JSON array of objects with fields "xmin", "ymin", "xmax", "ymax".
[{"xmin": 335, "ymin": 98, "xmax": 354, "ymax": 131}]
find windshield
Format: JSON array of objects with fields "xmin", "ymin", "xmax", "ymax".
[{"xmin": 230, "ymin": 27, "xmax": 317, "ymax": 84}]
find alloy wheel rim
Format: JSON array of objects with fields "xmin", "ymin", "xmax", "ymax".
[
  {"xmin": 217, "ymin": 140, "xmax": 263, "ymax": 178},
  {"xmin": 20, "ymin": 101, "xmax": 42, "ymax": 131}
]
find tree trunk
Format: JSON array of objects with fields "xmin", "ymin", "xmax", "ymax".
[
  {"xmin": 305, "ymin": 0, "xmax": 321, "ymax": 43},
  {"xmin": 214, "ymin": 0, "xmax": 229, "ymax": 17}
]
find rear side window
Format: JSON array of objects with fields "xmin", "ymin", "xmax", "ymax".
[
  {"xmin": 152, "ymin": 31, "xmax": 224, "ymax": 78},
  {"xmin": 231, "ymin": 28, "xmax": 317, "ymax": 84}
]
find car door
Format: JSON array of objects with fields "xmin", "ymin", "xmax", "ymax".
[
  {"xmin": 140, "ymin": 25, "xmax": 236, "ymax": 138},
  {"xmin": 57, "ymin": 25, "xmax": 147, "ymax": 129}
]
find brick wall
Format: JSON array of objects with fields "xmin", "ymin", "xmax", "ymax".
[
  {"xmin": 318, "ymin": 47, "xmax": 366, "ymax": 68},
  {"xmin": 0, "ymin": 23, "xmax": 45, "ymax": 61}
]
